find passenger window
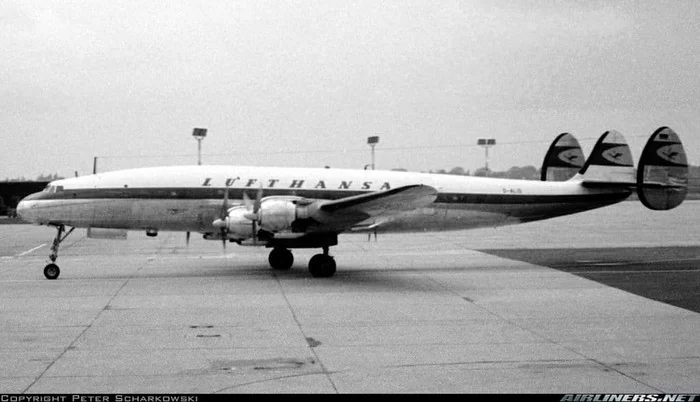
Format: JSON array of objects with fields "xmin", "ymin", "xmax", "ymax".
[{"xmin": 56, "ymin": 186, "xmax": 64, "ymax": 192}]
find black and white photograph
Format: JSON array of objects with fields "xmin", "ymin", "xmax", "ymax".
[{"xmin": 1, "ymin": 0, "xmax": 699, "ymax": 395}]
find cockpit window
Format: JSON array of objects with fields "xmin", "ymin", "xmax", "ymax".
[{"xmin": 42, "ymin": 185, "xmax": 63, "ymax": 193}]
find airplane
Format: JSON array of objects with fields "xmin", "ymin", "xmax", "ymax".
[{"xmin": 17, "ymin": 127, "xmax": 688, "ymax": 280}]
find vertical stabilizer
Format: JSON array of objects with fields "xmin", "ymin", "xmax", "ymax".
[
  {"xmin": 577, "ymin": 130, "xmax": 635, "ymax": 185},
  {"xmin": 541, "ymin": 133, "xmax": 585, "ymax": 181},
  {"xmin": 637, "ymin": 127, "xmax": 688, "ymax": 210}
]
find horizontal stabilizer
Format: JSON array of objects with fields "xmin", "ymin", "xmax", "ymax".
[
  {"xmin": 577, "ymin": 130, "xmax": 635, "ymax": 186},
  {"xmin": 541, "ymin": 133, "xmax": 585, "ymax": 181},
  {"xmin": 637, "ymin": 126, "xmax": 688, "ymax": 210}
]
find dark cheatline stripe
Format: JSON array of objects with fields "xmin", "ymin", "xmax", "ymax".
[
  {"xmin": 24, "ymin": 187, "xmax": 631, "ymax": 205},
  {"xmin": 436, "ymin": 192, "xmax": 630, "ymax": 205}
]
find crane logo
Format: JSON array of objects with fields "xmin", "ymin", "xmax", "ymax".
[
  {"xmin": 656, "ymin": 144, "xmax": 686, "ymax": 165},
  {"xmin": 558, "ymin": 149, "xmax": 584, "ymax": 167},
  {"xmin": 602, "ymin": 146, "xmax": 632, "ymax": 165}
]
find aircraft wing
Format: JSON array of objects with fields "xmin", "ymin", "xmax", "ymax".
[
  {"xmin": 305, "ymin": 184, "xmax": 438, "ymax": 232},
  {"xmin": 320, "ymin": 184, "xmax": 437, "ymax": 214}
]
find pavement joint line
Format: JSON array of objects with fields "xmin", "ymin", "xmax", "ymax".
[
  {"xmin": 213, "ymin": 372, "xmax": 333, "ymax": 393},
  {"xmin": 383, "ymin": 357, "xmax": 592, "ymax": 370},
  {"xmin": 272, "ymin": 273, "xmax": 339, "ymax": 394},
  {"xmin": 499, "ymin": 314, "xmax": 666, "ymax": 393},
  {"xmin": 21, "ymin": 246, "xmax": 153, "ymax": 393},
  {"xmin": 568, "ymin": 269, "xmax": 700, "ymax": 274},
  {"xmin": 421, "ymin": 258, "xmax": 667, "ymax": 393},
  {"xmin": 16, "ymin": 243, "xmax": 47, "ymax": 256}
]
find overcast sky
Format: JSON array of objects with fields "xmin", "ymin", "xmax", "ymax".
[{"xmin": 2, "ymin": 0, "xmax": 699, "ymax": 179}]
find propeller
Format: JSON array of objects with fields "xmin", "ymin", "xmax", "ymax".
[
  {"xmin": 242, "ymin": 185, "xmax": 263, "ymax": 241},
  {"xmin": 212, "ymin": 185, "xmax": 231, "ymax": 251},
  {"xmin": 186, "ymin": 231, "xmax": 190, "ymax": 246}
]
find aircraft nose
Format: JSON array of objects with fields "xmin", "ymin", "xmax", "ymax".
[{"xmin": 16, "ymin": 199, "xmax": 35, "ymax": 223}]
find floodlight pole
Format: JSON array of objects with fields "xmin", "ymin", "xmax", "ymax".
[
  {"xmin": 477, "ymin": 138, "xmax": 496, "ymax": 176},
  {"xmin": 485, "ymin": 146, "xmax": 489, "ymax": 172},
  {"xmin": 367, "ymin": 136, "xmax": 380, "ymax": 170},
  {"xmin": 192, "ymin": 128, "xmax": 208, "ymax": 166}
]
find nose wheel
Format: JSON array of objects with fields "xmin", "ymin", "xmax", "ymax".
[
  {"xmin": 44, "ymin": 263, "xmax": 60, "ymax": 280},
  {"xmin": 42, "ymin": 225, "xmax": 75, "ymax": 280}
]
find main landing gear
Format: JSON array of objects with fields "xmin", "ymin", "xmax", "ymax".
[
  {"xmin": 268, "ymin": 247, "xmax": 294, "ymax": 271},
  {"xmin": 308, "ymin": 246, "xmax": 336, "ymax": 278},
  {"xmin": 43, "ymin": 224, "xmax": 75, "ymax": 280},
  {"xmin": 266, "ymin": 246, "xmax": 336, "ymax": 278}
]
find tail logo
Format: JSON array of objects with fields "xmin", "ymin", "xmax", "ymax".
[
  {"xmin": 558, "ymin": 150, "xmax": 581, "ymax": 165},
  {"xmin": 601, "ymin": 146, "xmax": 631, "ymax": 165},
  {"xmin": 656, "ymin": 144, "xmax": 686, "ymax": 165}
]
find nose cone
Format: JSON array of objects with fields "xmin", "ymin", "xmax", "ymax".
[
  {"xmin": 16, "ymin": 199, "xmax": 28, "ymax": 221},
  {"xmin": 16, "ymin": 198, "xmax": 37, "ymax": 223}
]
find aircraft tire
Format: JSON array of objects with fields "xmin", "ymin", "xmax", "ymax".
[
  {"xmin": 268, "ymin": 248, "xmax": 294, "ymax": 270},
  {"xmin": 44, "ymin": 263, "xmax": 60, "ymax": 280},
  {"xmin": 308, "ymin": 254, "xmax": 336, "ymax": 278}
]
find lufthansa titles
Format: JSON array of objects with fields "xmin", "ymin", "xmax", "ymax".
[{"xmin": 201, "ymin": 177, "xmax": 392, "ymax": 191}]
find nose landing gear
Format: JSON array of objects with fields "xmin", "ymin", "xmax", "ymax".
[{"xmin": 43, "ymin": 224, "xmax": 75, "ymax": 280}]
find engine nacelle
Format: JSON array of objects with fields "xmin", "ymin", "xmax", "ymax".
[
  {"xmin": 258, "ymin": 198, "xmax": 308, "ymax": 232},
  {"xmin": 222, "ymin": 198, "xmax": 310, "ymax": 239},
  {"xmin": 224, "ymin": 206, "xmax": 256, "ymax": 239}
]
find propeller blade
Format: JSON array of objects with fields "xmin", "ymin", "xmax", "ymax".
[
  {"xmin": 243, "ymin": 212, "xmax": 258, "ymax": 221},
  {"xmin": 220, "ymin": 186, "xmax": 230, "ymax": 220},
  {"xmin": 253, "ymin": 185, "xmax": 263, "ymax": 213},
  {"xmin": 218, "ymin": 185, "xmax": 231, "ymax": 252},
  {"xmin": 242, "ymin": 186, "xmax": 263, "ymax": 221},
  {"xmin": 243, "ymin": 191, "xmax": 252, "ymax": 209},
  {"xmin": 186, "ymin": 231, "xmax": 190, "ymax": 246}
]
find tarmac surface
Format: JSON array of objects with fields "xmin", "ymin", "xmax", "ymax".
[{"xmin": 0, "ymin": 201, "xmax": 698, "ymax": 393}]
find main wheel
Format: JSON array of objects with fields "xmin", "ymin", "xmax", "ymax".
[
  {"xmin": 308, "ymin": 254, "xmax": 336, "ymax": 278},
  {"xmin": 44, "ymin": 263, "xmax": 60, "ymax": 280},
  {"xmin": 268, "ymin": 248, "xmax": 294, "ymax": 270}
]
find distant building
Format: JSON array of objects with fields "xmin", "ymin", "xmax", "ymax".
[{"xmin": 0, "ymin": 181, "xmax": 49, "ymax": 217}]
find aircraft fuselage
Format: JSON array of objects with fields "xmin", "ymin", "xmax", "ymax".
[{"xmin": 17, "ymin": 165, "xmax": 631, "ymax": 235}]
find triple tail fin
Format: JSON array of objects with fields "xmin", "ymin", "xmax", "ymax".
[
  {"xmin": 541, "ymin": 133, "xmax": 586, "ymax": 181},
  {"xmin": 575, "ymin": 130, "xmax": 636, "ymax": 186},
  {"xmin": 575, "ymin": 127, "xmax": 689, "ymax": 210}
]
